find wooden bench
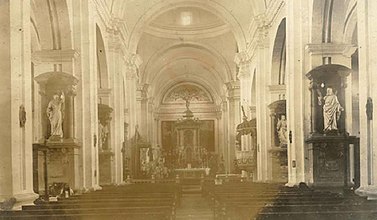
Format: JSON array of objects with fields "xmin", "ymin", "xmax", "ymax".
[
  {"xmin": 205, "ymin": 182, "xmax": 377, "ymax": 220},
  {"xmin": 0, "ymin": 183, "xmax": 181, "ymax": 220}
]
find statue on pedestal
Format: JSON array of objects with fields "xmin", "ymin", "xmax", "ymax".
[
  {"xmin": 276, "ymin": 115, "xmax": 288, "ymax": 146},
  {"xmin": 317, "ymin": 87, "xmax": 344, "ymax": 132},
  {"xmin": 47, "ymin": 91, "xmax": 65, "ymax": 138},
  {"xmin": 98, "ymin": 122, "xmax": 109, "ymax": 150}
]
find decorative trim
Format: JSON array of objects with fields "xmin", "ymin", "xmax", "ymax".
[
  {"xmin": 144, "ymin": 23, "xmax": 230, "ymax": 39},
  {"xmin": 98, "ymin": 88, "xmax": 112, "ymax": 97},
  {"xmin": 162, "ymin": 82, "xmax": 214, "ymax": 104},
  {"xmin": 32, "ymin": 49, "xmax": 79, "ymax": 64},
  {"xmin": 305, "ymin": 43, "xmax": 357, "ymax": 57},
  {"xmin": 244, "ymin": 0, "xmax": 285, "ymax": 62},
  {"xmin": 268, "ymin": 84, "xmax": 286, "ymax": 92}
]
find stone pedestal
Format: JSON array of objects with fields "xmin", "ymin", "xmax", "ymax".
[
  {"xmin": 306, "ymin": 134, "xmax": 359, "ymax": 187},
  {"xmin": 269, "ymin": 147, "xmax": 288, "ymax": 183},
  {"xmin": 99, "ymin": 150, "xmax": 114, "ymax": 185},
  {"xmin": 33, "ymin": 139, "xmax": 79, "ymax": 193},
  {"xmin": 45, "ymin": 140, "xmax": 79, "ymax": 187}
]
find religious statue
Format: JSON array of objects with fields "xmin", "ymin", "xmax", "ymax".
[
  {"xmin": 47, "ymin": 91, "xmax": 65, "ymax": 138},
  {"xmin": 98, "ymin": 122, "xmax": 109, "ymax": 150},
  {"xmin": 185, "ymin": 98, "xmax": 190, "ymax": 110},
  {"xmin": 317, "ymin": 87, "xmax": 344, "ymax": 132},
  {"xmin": 276, "ymin": 115, "xmax": 288, "ymax": 146}
]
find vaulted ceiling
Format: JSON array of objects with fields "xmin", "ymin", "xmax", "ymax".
[{"xmin": 106, "ymin": 0, "xmax": 267, "ymax": 105}]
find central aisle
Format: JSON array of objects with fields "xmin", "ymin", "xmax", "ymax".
[{"xmin": 175, "ymin": 193, "xmax": 214, "ymax": 220}]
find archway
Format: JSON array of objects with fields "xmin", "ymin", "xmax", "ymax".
[
  {"xmin": 96, "ymin": 25, "xmax": 113, "ymax": 185},
  {"xmin": 268, "ymin": 18, "xmax": 288, "ymax": 183},
  {"xmin": 157, "ymin": 82, "xmax": 220, "ymax": 176}
]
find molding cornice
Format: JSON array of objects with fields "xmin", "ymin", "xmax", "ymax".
[
  {"xmin": 226, "ymin": 81, "xmax": 240, "ymax": 99},
  {"xmin": 32, "ymin": 49, "xmax": 79, "ymax": 64},
  {"xmin": 268, "ymin": 84, "xmax": 286, "ymax": 93},
  {"xmin": 245, "ymin": 0, "xmax": 285, "ymax": 61},
  {"xmin": 225, "ymin": 81, "xmax": 240, "ymax": 91},
  {"xmin": 94, "ymin": 0, "xmax": 130, "ymax": 60},
  {"xmin": 144, "ymin": 23, "xmax": 231, "ymax": 39},
  {"xmin": 98, "ymin": 88, "xmax": 112, "ymax": 97},
  {"xmin": 305, "ymin": 43, "xmax": 357, "ymax": 57}
]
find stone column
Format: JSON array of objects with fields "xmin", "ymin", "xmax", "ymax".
[
  {"xmin": 125, "ymin": 54, "xmax": 142, "ymax": 139},
  {"xmin": 285, "ymin": 0, "xmax": 310, "ymax": 186},
  {"xmin": 355, "ymin": 0, "xmax": 377, "ymax": 200},
  {"xmin": 0, "ymin": 0, "xmax": 38, "ymax": 208},
  {"xmin": 235, "ymin": 52, "xmax": 253, "ymax": 119},
  {"xmin": 125, "ymin": 55, "xmax": 141, "ymax": 177},
  {"xmin": 219, "ymin": 99, "xmax": 228, "ymax": 172},
  {"xmin": 71, "ymin": 0, "xmax": 100, "ymax": 191},
  {"xmin": 226, "ymin": 81, "xmax": 240, "ymax": 173},
  {"xmin": 254, "ymin": 21, "xmax": 273, "ymax": 182},
  {"xmin": 107, "ymin": 28, "xmax": 129, "ymax": 184},
  {"xmin": 137, "ymin": 84, "xmax": 150, "ymax": 139}
]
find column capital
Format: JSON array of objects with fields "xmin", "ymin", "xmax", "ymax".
[
  {"xmin": 225, "ymin": 80, "xmax": 240, "ymax": 91},
  {"xmin": 234, "ymin": 51, "xmax": 253, "ymax": 78},
  {"xmin": 125, "ymin": 54, "xmax": 142, "ymax": 80},
  {"xmin": 226, "ymin": 81, "xmax": 240, "ymax": 101},
  {"xmin": 136, "ymin": 83, "xmax": 149, "ymax": 101}
]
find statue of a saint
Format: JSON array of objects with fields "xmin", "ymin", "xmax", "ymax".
[
  {"xmin": 185, "ymin": 98, "xmax": 190, "ymax": 110},
  {"xmin": 98, "ymin": 122, "xmax": 109, "ymax": 150},
  {"xmin": 276, "ymin": 115, "xmax": 288, "ymax": 146},
  {"xmin": 98, "ymin": 122, "xmax": 103, "ymax": 150},
  {"xmin": 47, "ymin": 91, "xmax": 65, "ymax": 138},
  {"xmin": 318, "ymin": 87, "xmax": 344, "ymax": 132}
]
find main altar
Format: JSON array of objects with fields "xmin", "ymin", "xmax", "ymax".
[{"xmin": 157, "ymin": 98, "xmax": 212, "ymax": 178}]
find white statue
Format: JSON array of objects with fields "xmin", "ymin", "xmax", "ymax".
[
  {"xmin": 47, "ymin": 91, "xmax": 65, "ymax": 137},
  {"xmin": 98, "ymin": 121, "xmax": 109, "ymax": 150},
  {"xmin": 318, "ymin": 87, "xmax": 344, "ymax": 132},
  {"xmin": 276, "ymin": 115, "xmax": 288, "ymax": 146}
]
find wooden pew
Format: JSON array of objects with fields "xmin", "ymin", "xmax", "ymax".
[
  {"xmin": 205, "ymin": 182, "xmax": 377, "ymax": 220},
  {"xmin": 0, "ymin": 183, "xmax": 181, "ymax": 220}
]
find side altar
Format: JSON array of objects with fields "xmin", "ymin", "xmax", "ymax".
[
  {"xmin": 32, "ymin": 71, "xmax": 80, "ymax": 193},
  {"xmin": 305, "ymin": 64, "xmax": 360, "ymax": 188}
]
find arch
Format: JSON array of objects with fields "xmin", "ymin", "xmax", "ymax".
[
  {"xmin": 128, "ymin": 0, "xmax": 247, "ymax": 53},
  {"xmin": 251, "ymin": 69, "xmax": 256, "ymax": 106},
  {"xmin": 154, "ymin": 76, "xmax": 223, "ymax": 107},
  {"xmin": 149, "ymin": 58, "xmax": 224, "ymax": 100},
  {"xmin": 147, "ymin": 57, "xmax": 226, "ymax": 88},
  {"xmin": 141, "ymin": 41, "xmax": 233, "ymax": 83},
  {"xmin": 30, "ymin": 0, "xmax": 72, "ymax": 50},
  {"xmin": 96, "ymin": 25, "xmax": 109, "ymax": 89},
  {"xmin": 271, "ymin": 18, "xmax": 286, "ymax": 85},
  {"xmin": 311, "ymin": 0, "xmax": 350, "ymax": 44},
  {"xmin": 161, "ymin": 82, "xmax": 214, "ymax": 105},
  {"xmin": 343, "ymin": 0, "xmax": 357, "ymax": 44}
]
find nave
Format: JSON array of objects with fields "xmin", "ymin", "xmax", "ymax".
[
  {"xmin": 1, "ymin": 178, "xmax": 377, "ymax": 220},
  {"xmin": 2, "ymin": 0, "xmax": 377, "ymax": 219}
]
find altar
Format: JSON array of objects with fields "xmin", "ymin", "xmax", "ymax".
[{"xmin": 174, "ymin": 168, "xmax": 207, "ymax": 179}]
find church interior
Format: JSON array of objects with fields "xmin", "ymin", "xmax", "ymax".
[{"xmin": 1, "ymin": 0, "xmax": 377, "ymax": 219}]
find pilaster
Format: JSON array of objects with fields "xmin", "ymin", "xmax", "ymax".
[
  {"xmin": 355, "ymin": 0, "xmax": 377, "ymax": 200},
  {"xmin": 226, "ymin": 81, "xmax": 240, "ymax": 173},
  {"xmin": 285, "ymin": 0, "xmax": 310, "ymax": 186},
  {"xmin": 0, "ymin": 0, "xmax": 38, "ymax": 208}
]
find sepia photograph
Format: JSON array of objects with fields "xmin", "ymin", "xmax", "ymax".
[{"xmin": 0, "ymin": 0, "xmax": 376, "ymax": 219}]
